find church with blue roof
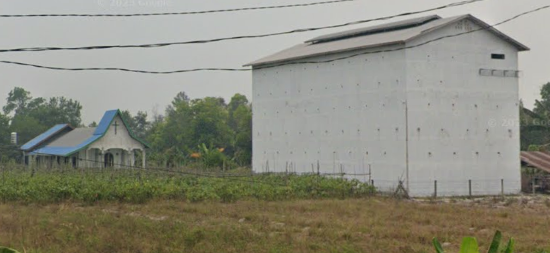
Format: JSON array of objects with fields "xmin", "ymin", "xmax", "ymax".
[{"xmin": 20, "ymin": 109, "xmax": 149, "ymax": 168}]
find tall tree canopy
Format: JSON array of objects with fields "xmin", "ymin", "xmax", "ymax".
[
  {"xmin": 534, "ymin": 82, "xmax": 550, "ymax": 119},
  {"xmin": 147, "ymin": 92, "xmax": 252, "ymax": 167},
  {"xmin": 120, "ymin": 110, "xmax": 151, "ymax": 140},
  {"xmin": 3, "ymin": 87, "xmax": 82, "ymax": 145},
  {"xmin": 521, "ymin": 82, "xmax": 550, "ymax": 150}
]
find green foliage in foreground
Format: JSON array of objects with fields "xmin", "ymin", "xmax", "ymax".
[
  {"xmin": 0, "ymin": 247, "xmax": 20, "ymax": 253},
  {"xmin": 433, "ymin": 231, "xmax": 513, "ymax": 253},
  {"xmin": 0, "ymin": 168, "xmax": 374, "ymax": 204}
]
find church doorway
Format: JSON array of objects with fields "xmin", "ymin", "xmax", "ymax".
[{"xmin": 104, "ymin": 153, "xmax": 114, "ymax": 168}]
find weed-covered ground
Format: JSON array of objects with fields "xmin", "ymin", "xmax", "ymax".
[{"xmin": 0, "ymin": 197, "xmax": 549, "ymax": 253}]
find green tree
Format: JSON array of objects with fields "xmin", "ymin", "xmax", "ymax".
[
  {"xmin": 120, "ymin": 110, "xmax": 150, "ymax": 139},
  {"xmin": 165, "ymin": 91, "xmax": 190, "ymax": 116},
  {"xmin": 27, "ymin": 97, "xmax": 82, "ymax": 127},
  {"xmin": 9, "ymin": 114, "xmax": 48, "ymax": 146},
  {"xmin": 0, "ymin": 113, "xmax": 10, "ymax": 145},
  {"xmin": 534, "ymin": 82, "xmax": 550, "ymax": 119},
  {"xmin": 3, "ymin": 87, "xmax": 83, "ymax": 145},
  {"xmin": 232, "ymin": 104, "xmax": 252, "ymax": 166},
  {"xmin": 189, "ymin": 97, "xmax": 232, "ymax": 149},
  {"xmin": 227, "ymin": 94, "xmax": 252, "ymax": 166},
  {"xmin": 523, "ymin": 83, "xmax": 550, "ymax": 150},
  {"xmin": 2, "ymin": 87, "xmax": 32, "ymax": 115},
  {"xmin": 148, "ymin": 93, "xmax": 235, "ymax": 167}
]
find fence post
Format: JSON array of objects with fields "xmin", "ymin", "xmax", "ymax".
[
  {"xmin": 532, "ymin": 177, "xmax": 536, "ymax": 195},
  {"xmin": 285, "ymin": 161, "xmax": 288, "ymax": 174},
  {"xmin": 368, "ymin": 164, "xmax": 371, "ymax": 183},
  {"xmin": 317, "ymin": 160, "xmax": 320, "ymax": 175},
  {"xmin": 500, "ymin": 179, "xmax": 504, "ymax": 197},
  {"xmin": 468, "ymin": 179, "xmax": 472, "ymax": 197},
  {"xmin": 434, "ymin": 180, "xmax": 437, "ymax": 198}
]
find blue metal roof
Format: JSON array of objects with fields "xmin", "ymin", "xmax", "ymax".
[
  {"xmin": 94, "ymin": 109, "xmax": 118, "ymax": 135},
  {"xmin": 30, "ymin": 135, "xmax": 101, "ymax": 156},
  {"xmin": 20, "ymin": 124, "xmax": 72, "ymax": 151},
  {"xmin": 29, "ymin": 109, "xmax": 149, "ymax": 157}
]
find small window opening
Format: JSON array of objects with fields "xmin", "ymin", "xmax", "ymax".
[{"xmin": 491, "ymin": 54, "xmax": 505, "ymax": 60}]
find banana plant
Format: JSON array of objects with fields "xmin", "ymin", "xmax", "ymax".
[
  {"xmin": 433, "ymin": 231, "xmax": 514, "ymax": 253},
  {"xmin": 0, "ymin": 247, "xmax": 21, "ymax": 253}
]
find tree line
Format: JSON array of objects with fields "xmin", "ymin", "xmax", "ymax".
[
  {"xmin": 0, "ymin": 87, "xmax": 252, "ymax": 168},
  {"xmin": 521, "ymin": 82, "xmax": 550, "ymax": 151},
  {"xmin": 2, "ymin": 82, "xmax": 550, "ymax": 165}
]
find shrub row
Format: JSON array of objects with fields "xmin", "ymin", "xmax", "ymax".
[{"xmin": 0, "ymin": 168, "xmax": 374, "ymax": 204}]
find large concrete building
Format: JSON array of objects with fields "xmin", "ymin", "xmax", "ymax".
[{"xmin": 246, "ymin": 15, "xmax": 529, "ymax": 197}]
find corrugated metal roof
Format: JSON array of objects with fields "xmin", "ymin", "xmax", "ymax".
[
  {"xmin": 94, "ymin": 109, "xmax": 118, "ymax": 135},
  {"xmin": 520, "ymin": 151, "xmax": 550, "ymax": 173},
  {"xmin": 20, "ymin": 124, "xmax": 73, "ymax": 151},
  {"xmin": 31, "ymin": 135, "xmax": 101, "ymax": 156},
  {"xmin": 30, "ymin": 109, "xmax": 149, "ymax": 157},
  {"xmin": 246, "ymin": 14, "xmax": 529, "ymax": 67},
  {"xmin": 46, "ymin": 128, "xmax": 95, "ymax": 147},
  {"xmin": 306, "ymin": 15, "xmax": 441, "ymax": 43}
]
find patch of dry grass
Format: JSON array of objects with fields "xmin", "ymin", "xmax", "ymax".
[{"xmin": 0, "ymin": 197, "xmax": 549, "ymax": 253}]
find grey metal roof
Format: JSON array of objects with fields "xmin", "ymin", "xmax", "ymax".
[
  {"xmin": 45, "ymin": 127, "xmax": 96, "ymax": 147},
  {"xmin": 245, "ymin": 14, "xmax": 529, "ymax": 67},
  {"xmin": 306, "ymin": 15, "xmax": 441, "ymax": 44}
]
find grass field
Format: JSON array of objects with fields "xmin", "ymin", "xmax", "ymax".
[{"xmin": 1, "ymin": 196, "xmax": 549, "ymax": 253}]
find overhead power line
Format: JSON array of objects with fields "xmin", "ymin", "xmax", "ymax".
[
  {"xmin": 0, "ymin": 0, "xmax": 355, "ymax": 18},
  {"xmin": 0, "ymin": 61, "xmax": 248, "ymax": 74},
  {"xmin": 0, "ymin": 0, "xmax": 484, "ymax": 53},
  {"xmin": 0, "ymin": 5, "xmax": 547, "ymax": 74}
]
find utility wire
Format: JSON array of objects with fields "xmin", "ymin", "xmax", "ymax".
[
  {"xmin": 256, "ymin": 5, "xmax": 548, "ymax": 69},
  {"xmin": 0, "ymin": 0, "xmax": 484, "ymax": 53},
  {"xmin": 0, "ymin": 61, "xmax": 248, "ymax": 74},
  {"xmin": 0, "ymin": 5, "xmax": 546, "ymax": 74},
  {"xmin": 0, "ymin": 0, "xmax": 355, "ymax": 18}
]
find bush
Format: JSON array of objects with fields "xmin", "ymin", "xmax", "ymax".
[{"xmin": 0, "ymin": 167, "xmax": 374, "ymax": 204}]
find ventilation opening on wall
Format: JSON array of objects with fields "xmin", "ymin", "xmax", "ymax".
[{"xmin": 491, "ymin": 54, "xmax": 505, "ymax": 60}]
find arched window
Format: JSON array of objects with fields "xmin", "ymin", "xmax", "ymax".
[{"xmin": 104, "ymin": 153, "xmax": 114, "ymax": 168}]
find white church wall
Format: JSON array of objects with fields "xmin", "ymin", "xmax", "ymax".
[
  {"xmin": 405, "ymin": 20, "xmax": 521, "ymax": 196},
  {"xmin": 89, "ymin": 115, "xmax": 144, "ymax": 166},
  {"xmin": 252, "ymin": 44, "xmax": 408, "ymax": 192}
]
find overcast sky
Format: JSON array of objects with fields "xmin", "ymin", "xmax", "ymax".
[{"xmin": 0, "ymin": 0, "xmax": 548, "ymax": 124}]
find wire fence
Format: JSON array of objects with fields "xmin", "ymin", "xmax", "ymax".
[{"xmin": 0, "ymin": 154, "xmax": 528, "ymax": 199}]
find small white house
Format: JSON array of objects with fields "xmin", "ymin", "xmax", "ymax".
[
  {"xmin": 21, "ymin": 109, "xmax": 148, "ymax": 168},
  {"xmin": 246, "ymin": 14, "xmax": 529, "ymax": 197}
]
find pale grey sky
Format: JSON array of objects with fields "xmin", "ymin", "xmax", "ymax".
[{"xmin": 0, "ymin": 0, "xmax": 548, "ymax": 124}]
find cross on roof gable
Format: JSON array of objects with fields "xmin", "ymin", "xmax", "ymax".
[{"xmin": 23, "ymin": 109, "xmax": 149, "ymax": 157}]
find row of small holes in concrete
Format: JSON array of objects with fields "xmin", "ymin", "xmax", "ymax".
[
  {"xmin": 258, "ymin": 54, "xmax": 471, "ymax": 77},
  {"xmin": 259, "ymin": 128, "xmax": 514, "ymax": 136},
  {"xmin": 263, "ymin": 103, "xmax": 507, "ymax": 115}
]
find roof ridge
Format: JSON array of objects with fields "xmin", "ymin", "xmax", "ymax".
[{"xmin": 305, "ymin": 15, "xmax": 441, "ymax": 44}]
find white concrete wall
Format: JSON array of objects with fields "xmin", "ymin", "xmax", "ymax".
[
  {"xmin": 405, "ymin": 20, "xmax": 521, "ymax": 196},
  {"xmin": 89, "ymin": 115, "xmax": 144, "ymax": 151},
  {"xmin": 252, "ymin": 45, "xmax": 408, "ymax": 192},
  {"xmin": 88, "ymin": 115, "xmax": 144, "ymax": 168},
  {"xmin": 251, "ymin": 18, "xmax": 522, "ymax": 197}
]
